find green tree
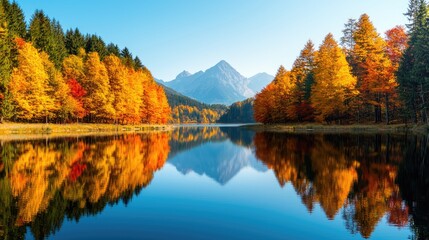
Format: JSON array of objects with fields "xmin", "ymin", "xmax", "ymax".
[
  {"xmin": 2, "ymin": 0, "xmax": 25, "ymax": 37},
  {"xmin": 65, "ymin": 28, "xmax": 85, "ymax": 55},
  {"xmin": 290, "ymin": 40, "xmax": 316, "ymax": 121},
  {"xmin": 29, "ymin": 10, "xmax": 66, "ymax": 68},
  {"xmin": 85, "ymin": 34, "xmax": 107, "ymax": 59},
  {"xmin": 397, "ymin": 0, "xmax": 428, "ymax": 123},
  {"xmin": 0, "ymin": 2, "xmax": 14, "ymax": 121}
]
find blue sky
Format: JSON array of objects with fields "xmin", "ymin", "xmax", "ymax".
[{"xmin": 16, "ymin": 0, "xmax": 408, "ymax": 80}]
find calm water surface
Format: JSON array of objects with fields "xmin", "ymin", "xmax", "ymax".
[{"xmin": 0, "ymin": 126, "xmax": 427, "ymax": 239}]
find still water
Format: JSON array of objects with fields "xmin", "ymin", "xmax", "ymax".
[{"xmin": 0, "ymin": 126, "xmax": 427, "ymax": 239}]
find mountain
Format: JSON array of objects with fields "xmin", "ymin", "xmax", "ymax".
[
  {"xmin": 164, "ymin": 60, "xmax": 254, "ymax": 105},
  {"xmin": 247, "ymin": 72, "xmax": 274, "ymax": 93}
]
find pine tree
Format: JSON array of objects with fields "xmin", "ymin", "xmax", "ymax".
[
  {"xmin": 85, "ymin": 34, "xmax": 107, "ymax": 59},
  {"xmin": 340, "ymin": 18, "xmax": 357, "ymax": 65},
  {"xmin": 106, "ymin": 43, "xmax": 120, "ymax": 56},
  {"xmin": 397, "ymin": 0, "xmax": 428, "ymax": 123},
  {"xmin": 290, "ymin": 40, "xmax": 316, "ymax": 121},
  {"xmin": 3, "ymin": 0, "xmax": 25, "ymax": 37},
  {"xmin": 311, "ymin": 33, "xmax": 358, "ymax": 123},
  {"xmin": 65, "ymin": 28, "xmax": 85, "ymax": 55},
  {"xmin": 29, "ymin": 10, "xmax": 66, "ymax": 68},
  {"xmin": 0, "ymin": 2, "xmax": 13, "ymax": 121}
]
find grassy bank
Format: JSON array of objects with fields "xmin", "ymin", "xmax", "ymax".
[
  {"xmin": 0, "ymin": 123, "xmax": 173, "ymax": 135},
  {"xmin": 245, "ymin": 123, "xmax": 428, "ymax": 134}
]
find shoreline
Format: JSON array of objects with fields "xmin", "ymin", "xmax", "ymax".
[
  {"xmin": 0, "ymin": 123, "xmax": 173, "ymax": 135},
  {"xmin": 243, "ymin": 123, "xmax": 428, "ymax": 134}
]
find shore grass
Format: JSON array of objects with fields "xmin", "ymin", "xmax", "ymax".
[
  {"xmin": 244, "ymin": 123, "xmax": 428, "ymax": 134},
  {"xmin": 0, "ymin": 123, "xmax": 173, "ymax": 135}
]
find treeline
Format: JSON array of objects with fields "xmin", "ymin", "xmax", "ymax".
[
  {"xmin": 255, "ymin": 0, "xmax": 427, "ymax": 125},
  {"xmin": 161, "ymin": 84, "xmax": 227, "ymax": 123},
  {"xmin": 217, "ymin": 98, "xmax": 255, "ymax": 123},
  {"xmin": 0, "ymin": 0, "xmax": 170, "ymax": 124}
]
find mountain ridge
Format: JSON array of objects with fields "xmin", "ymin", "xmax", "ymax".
[{"xmin": 163, "ymin": 61, "xmax": 272, "ymax": 105}]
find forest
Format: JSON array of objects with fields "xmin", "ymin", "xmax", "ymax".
[
  {"xmin": 0, "ymin": 0, "xmax": 170, "ymax": 124},
  {"xmin": 254, "ymin": 0, "xmax": 429, "ymax": 125}
]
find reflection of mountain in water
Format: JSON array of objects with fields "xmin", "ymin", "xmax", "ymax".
[
  {"xmin": 169, "ymin": 140, "xmax": 267, "ymax": 185},
  {"xmin": 168, "ymin": 126, "xmax": 267, "ymax": 185}
]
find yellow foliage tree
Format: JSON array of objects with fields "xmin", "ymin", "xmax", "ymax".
[
  {"xmin": 9, "ymin": 39, "xmax": 56, "ymax": 122},
  {"xmin": 311, "ymin": 33, "xmax": 358, "ymax": 123},
  {"xmin": 82, "ymin": 52, "xmax": 114, "ymax": 122}
]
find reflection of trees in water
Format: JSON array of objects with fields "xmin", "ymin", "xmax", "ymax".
[
  {"xmin": 0, "ymin": 133, "xmax": 170, "ymax": 239},
  {"xmin": 397, "ymin": 135, "xmax": 429, "ymax": 240},
  {"xmin": 254, "ymin": 132, "xmax": 410, "ymax": 239}
]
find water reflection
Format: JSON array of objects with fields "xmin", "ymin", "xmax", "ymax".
[
  {"xmin": 0, "ymin": 128, "xmax": 427, "ymax": 239},
  {"xmin": 0, "ymin": 133, "xmax": 170, "ymax": 239},
  {"xmin": 253, "ymin": 132, "xmax": 411, "ymax": 238}
]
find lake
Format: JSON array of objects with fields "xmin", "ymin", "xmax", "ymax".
[{"xmin": 0, "ymin": 126, "xmax": 427, "ymax": 239}]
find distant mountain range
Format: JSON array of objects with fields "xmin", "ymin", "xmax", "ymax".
[{"xmin": 158, "ymin": 61, "xmax": 273, "ymax": 105}]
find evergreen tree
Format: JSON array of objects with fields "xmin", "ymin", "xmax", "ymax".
[
  {"xmin": 85, "ymin": 34, "xmax": 107, "ymax": 59},
  {"xmin": 340, "ymin": 18, "xmax": 357, "ymax": 65},
  {"xmin": 134, "ymin": 56, "xmax": 143, "ymax": 70},
  {"xmin": 106, "ymin": 43, "xmax": 120, "ymax": 56},
  {"xmin": 2, "ymin": 0, "xmax": 25, "ymax": 37},
  {"xmin": 397, "ymin": 0, "xmax": 428, "ymax": 123},
  {"xmin": 0, "ymin": 2, "xmax": 13, "ymax": 121},
  {"xmin": 65, "ymin": 28, "xmax": 85, "ymax": 55},
  {"xmin": 290, "ymin": 40, "xmax": 316, "ymax": 121},
  {"xmin": 29, "ymin": 10, "xmax": 66, "ymax": 68},
  {"xmin": 120, "ymin": 47, "xmax": 133, "ymax": 67}
]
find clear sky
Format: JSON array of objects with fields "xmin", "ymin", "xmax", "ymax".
[{"xmin": 16, "ymin": 0, "xmax": 408, "ymax": 80}]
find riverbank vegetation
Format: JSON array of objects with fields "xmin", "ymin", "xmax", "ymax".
[
  {"xmin": 254, "ymin": 0, "xmax": 428, "ymax": 126},
  {"xmin": 0, "ymin": 0, "xmax": 170, "ymax": 124}
]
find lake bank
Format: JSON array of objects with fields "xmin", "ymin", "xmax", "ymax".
[
  {"xmin": 244, "ymin": 123, "xmax": 428, "ymax": 134},
  {"xmin": 0, "ymin": 123, "xmax": 173, "ymax": 136}
]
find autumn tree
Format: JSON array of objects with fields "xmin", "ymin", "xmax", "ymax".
[
  {"xmin": 104, "ymin": 54, "xmax": 135, "ymax": 123},
  {"xmin": 353, "ymin": 14, "xmax": 396, "ymax": 123},
  {"xmin": 384, "ymin": 26, "xmax": 408, "ymax": 122},
  {"xmin": 9, "ymin": 39, "xmax": 56, "ymax": 121},
  {"xmin": 41, "ymin": 52, "xmax": 80, "ymax": 122},
  {"xmin": 254, "ymin": 66, "xmax": 295, "ymax": 123},
  {"xmin": 311, "ymin": 33, "xmax": 357, "ymax": 123},
  {"xmin": 82, "ymin": 52, "xmax": 114, "ymax": 122}
]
